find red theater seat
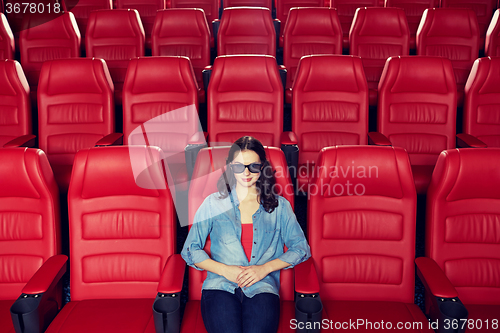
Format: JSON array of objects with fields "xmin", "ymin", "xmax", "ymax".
[
  {"xmin": 151, "ymin": 9, "xmax": 210, "ymax": 101},
  {"xmin": 462, "ymin": 56, "xmax": 500, "ymax": 148},
  {"xmin": 182, "ymin": 146, "xmax": 295, "ymax": 333},
  {"xmin": 486, "ymin": 9, "xmax": 500, "ymax": 56},
  {"xmin": 440, "ymin": 0, "xmax": 496, "ymax": 50},
  {"xmin": 123, "ymin": 56, "xmax": 201, "ymax": 192},
  {"xmin": 331, "ymin": 0, "xmax": 379, "ymax": 49},
  {"xmin": 275, "ymin": 0, "xmax": 324, "ymax": 47},
  {"xmin": 384, "ymin": 0, "xmax": 437, "ymax": 50},
  {"xmin": 417, "ymin": 148, "xmax": 500, "ymax": 331},
  {"xmin": 307, "ymin": 145, "xmax": 432, "ymax": 332},
  {"xmin": 282, "ymin": 7, "xmax": 342, "ymax": 103},
  {"xmin": 45, "ymin": 146, "xmax": 182, "ymax": 333},
  {"xmin": 170, "ymin": 0, "xmax": 219, "ymax": 46},
  {"xmin": 208, "ymin": 55, "xmax": 283, "ymax": 147},
  {"xmin": 223, "ymin": 0, "xmax": 272, "ymax": 9},
  {"xmin": 116, "ymin": 0, "xmax": 165, "ymax": 49},
  {"xmin": 374, "ymin": 56, "xmax": 457, "ymax": 194},
  {"xmin": 0, "ymin": 147, "xmax": 65, "ymax": 333},
  {"xmin": 0, "ymin": 13, "xmax": 14, "ymax": 60},
  {"xmin": 0, "ymin": 60, "xmax": 31, "ymax": 148},
  {"xmin": 37, "ymin": 58, "xmax": 116, "ymax": 193},
  {"xmin": 218, "ymin": 7, "xmax": 276, "ymax": 57},
  {"xmin": 417, "ymin": 8, "xmax": 480, "ymax": 107},
  {"xmin": 68, "ymin": 0, "xmax": 113, "ymax": 41},
  {"xmin": 291, "ymin": 55, "xmax": 368, "ymax": 190},
  {"xmin": 85, "ymin": 9, "xmax": 145, "ymax": 105},
  {"xmin": 19, "ymin": 12, "xmax": 81, "ymax": 104},
  {"xmin": 349, "ymin": 7, "xmax": 409, "ymax": 106}
]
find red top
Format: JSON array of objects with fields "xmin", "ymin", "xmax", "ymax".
[{"xmin": 241, "ymin": 223, "xmax": 254, "ymax": 261}]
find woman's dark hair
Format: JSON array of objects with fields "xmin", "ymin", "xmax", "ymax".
[{"xmin": 217, "ymin": 136, "xmax": 279, "ymax": 213}]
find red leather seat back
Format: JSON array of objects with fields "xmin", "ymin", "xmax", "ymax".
[
  {"xmin": 123, "ymin": 56, "xmax": 200, "ymax": 165},
  {"xmin": 283, "ymin": 8, "xmax": 342, "ymax": 91},
  {"xmin": 224, "ymin": 0, "xmax": 272, "ymax": 9},
  {"xmin": 68, "ymin": 146, "xmax": 175, "ymax": 300},
  {"xmin": 151, "ymin": 9, "xmax": 210, "ymax": 90},
  {"xmin": 384, "ymin": 0, "xmax": 437, "ymax": 49},
  {"xmin": 464, "ymin": 56, "xmax": 500, "ymax": 147},
  {"xmin": 331, "ymin": 0, "xmax": 379, "ymax": 48},
  {"xmin": 208, "ymin": 55, "xmax": 283, "ymax": 147},
  {"xmin": 308, "ymin": 145, "xmax": 416, "ymax": 302},
  {"xmin": 0, "ymin": 13, "xmax": 14, "ymax": 60},
  {"xmin": 486, "ymin": 9, "xmax": 500, "ymax": 57},
  {"xmin": 218, "ymin": 7, "xmax": 276, "ymax": 57},
  {"xmin": 417, "ymin": 8, "xmax": 479, "ymax": 106},
  {"xmin": 170, "ymin": 0, "xmax": 219, "ymax": 40},
  {"xmin": 378, "ymin": 56, "xmax": 457, "ymax": 167},
  {"xmin": 275, "ymin": 0, "xmax": 323, "ymax": 38},
  {"xmin": 116, "ymin": 0, "xmax": 165, "ymax": 47},
  {"xmin": 0, "ymin": 147, "xmax": 60, "ymax": 300},
  {"xmin": 188, "ymin": 146, "xmax": 294, "ymax": 301},
  {"xmin": 0, "ymin": 60, "xmax": 31, "ymax": 148},
  {"xmin": 19, "ymin": 13, "xmax": 81, "ymax": 96},
  {"xmin": 86, "ymin": 9, "xmax": 145, "ymax": 104},
  {"xmin": 350, "ymin": 7, "xmax": 409, "ymax": 106},
  {"xmin": 426, "ymin": 148, "xmax": 500, "ymax": 304},
  {"xmin": 292, "ymin": 55, "xmax": 368, "ymax": 167},
  {"xmin": 37, "ymin": 58, "xmax": 114, "ymax": 191},
  {"xmin": 68, "ymin": 0, "xmax": 112, "ymax": 39}
]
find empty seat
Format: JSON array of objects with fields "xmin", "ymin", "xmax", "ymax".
[
  {"xmin": 208, "ymin": 55, "xmax": 283, "ymax": 147},
  {"xmin": 116, "ymin": 0, "xmax": 165, "ymax": 49},
  {"xmin": 19, "ymin": 12, "xmax": 81, "ymax": 103},
  {"xmin": 170, "ymin": 0, "xmax": 218, "ymax": 46},
  {"xmin": 37, "ymin": 58, "xmax": 116, "ymax": 193},
  {"xmin": 417, "ymin": 148, "xmax": 500, "ymax": 329},
  {"xmin": 385, "ymin": 0, "xmax": 437, "ymax": 49},
  {"xmin": 283, "ymin": 7, "xmax": 342, "ymax": 103},
  {"xmin": 0, "ymin": 60, "xmax": 31, "ymax": 148},
  {"xmin": 0, "ymin": 147, "xmax": 64, "ymax": 333},
  {"xmin": 275, "ymin": 0, "xmax": 324, "ymax": 47},
  {"xmin": 223, "ymin": 0, "xmax": 272, "ymax": 9},
  {"xmin": 67, "ymin": 0, "xmax": 112, "ymax": 40},
  {"xmin": 417, "ymin": 8, "xmax": 480, "ymax": 107},
  {"xmin": 375, "ymin": 56, "xmax": 457, "ymax": 194},
  {"xmin": 0, "ymin": 13, "xmax": 14, "ymax": 59},
  {"xmin": 291, "ymin": 55, "xmax": 368, "ymax": 190},
  {"xmin": 86, "ymin": 9, "xmax": 145, "ymax": 105},
  {"xmin": 182, "ymin": 145, "xmax": 295, "ymax": 333},
  {"xmin": 440, "ymin": 0, "xmax": 496, "ymax": 50},
  {"xmin": 218, "ymin": 7, "xmax": 276, "ymax": 57},
  {"xmin": 462, "ymin": 56, "xmax": 500, "ymax": 147},
  {"xmin": 307, "ymin": 145, "xmax": 432, "ymax": 332},
  {"xmin": 485, "ymin": 9, "xmax": 500, "ymax": 56},
  {"xmin": 349, "ymin": 7, "xmax": 410, "ymax": 106},
  {"xmin": 45, "ymin": 146, "xmax": 182, "ymax": 333},
  {"xmin": 331, "ymin": 0, "xmax": 379, "ymax": 49},
  {"xmin": 151, "ymin": 9, "xmax": 210, "ymax": 100},
  {"xmin": 123, "ymin": 56, "xmax": 201, "ymax": 192}
]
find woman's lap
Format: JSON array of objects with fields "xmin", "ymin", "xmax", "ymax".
[{"xmin": 201, "ymin": 288, "xmax": 280, "ymax": 333}]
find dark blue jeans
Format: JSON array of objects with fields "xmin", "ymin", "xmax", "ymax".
[{"xmin": 201, "ymin": 288, "xmax": 280, "ymax": 333}]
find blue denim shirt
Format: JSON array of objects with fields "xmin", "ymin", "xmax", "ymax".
[{"xmin": 181, "ymin": 190, "xmax": 311, "ymax": 298}]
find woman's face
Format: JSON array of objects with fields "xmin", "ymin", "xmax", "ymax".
[{"xmin": 231, "ymin": 149, "xmax": 262, "ymax": 189}]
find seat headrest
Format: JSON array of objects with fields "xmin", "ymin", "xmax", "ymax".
[
  {"xmin": 353, "ymin": 7, "xmax": 408, "ymax": 36},
  {"xmin": 286, "ymin": 7, "xmax": 341, "ymax": 36},
  {"xmin": 154, "ymin": 9, "xmax": 209, "ymax": 38},
  {"xmin": 467, "ymin": 56, "xmax": 500, "ymax": 95},
  {"xmin": 0, "ymin": 59, "xmax": 29, "ymax": 97},
  {"xmin": 21, "ymin": 12, "xmax": 79, "ymax": 39},
  {"xmin": 88, "ymin": 9, "xmax": 144, "ymax": 38},
  {"xmin": 422, "ymin": 8, "xmax": 478, "ymax": 37}
]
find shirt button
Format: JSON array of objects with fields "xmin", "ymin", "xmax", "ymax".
[
  {"xmin": 252, "ymin": 256, "xmax": 255, "ymax": 258},
  {"xmin": 253, "ymin": 215, "xmax": 256, "ymax": 219},
  {"xmin": 254, "ymin": 242, "xmax": 256, "ymax": 244},
  {"xmin": 254, "ymin": 228, "xmax": 257, "ymax": 231}
]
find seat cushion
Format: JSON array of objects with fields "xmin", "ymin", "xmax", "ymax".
[
  {"xmin": 411, "ymin": 165, "xmax": 435, "ymax": 195},
  {"xmin": 0, "ymin": 300, "xmax": 15, "ymax": 333},
  {"xmin": 323, "ymin": 300, "xmax": 433, "ymax": 332},
  {"xmin": 463, "ymin": 304, "xmax": 500, "ymax": 332},
  {"xmin": 45, "ymin": 299, "xmax": 155, "ymax": 332}
]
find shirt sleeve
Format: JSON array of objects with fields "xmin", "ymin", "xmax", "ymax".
[
  {"xmin": 181, "ymin": 196, "xmax": 213, "ymax": 271},
  {"xmin": 277, "ymin": 197, "xmax": 311, "ymax": 269}
]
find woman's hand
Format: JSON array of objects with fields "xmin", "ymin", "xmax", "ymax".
[
  {"xmin": 236, "ymin": 265, "xmax": 271, "ymax": 288},
  {"xmin": 222, "ymin": 265, "xmax": 246, "ymax": 284}
]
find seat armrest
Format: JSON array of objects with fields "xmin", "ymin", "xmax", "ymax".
[
  {"xmin": 368, "ymin": 132, "xmax": 391, "ymax": 146},
  {"xmin": 294, "ymin": 259, "xmax": 319, "ymax": 294},
  {"xmin": 415, "ymin": 257, "xmax": 458, "ymax": 298},
  {"xmin": 11, "ymin": 255, "xmax": 68, "ymax": 333},
  {"xmin": 95, "ymin": 133, "xmax": 123, "ymax": 146},
  {"xmin": 154, "ymin": 254, "xmax": 186, "ymax": 333},
  {"xmin": 273, "ymin": 19, "xmax": 281, "ymax": 48},
  {"xmin": 456, "ymin": 133, "xmax": 487, "ymax": 148},
  {"xmin": 203, "ymin": 66, "xmax": 213, "ymax": 94},
  {"xmin": 281, "ymin": 131, "xmax": 298, "ymax": 189},
  {"xmin": 280, "ymin": 131, "xmax": 297, "ymax": 146},
  {"xmin": 278, "ymin": 65, "xmax": 287, "ymax": 90},
  {"xmin": 185, "ymin": 132, "xmax": 208, "ymax": 180},
  {"xmin": 3, "ymin": 135, "xmax": 36, "ymax": 148},
  {"xmin": 294, "ymin": 260, "xmax": 322, "ymax": 333},
  {"xmin": 212, "ymin": 19, "xmax": 220, "ymax": 49}
]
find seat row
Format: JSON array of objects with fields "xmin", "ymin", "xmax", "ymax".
[
  {"xmin": 2, "ymin": 53, "xmax": 499, "ymax": 194},
  {"xmin": 1, "ymin": 144, "xmax": 499, "ymax": 332}
]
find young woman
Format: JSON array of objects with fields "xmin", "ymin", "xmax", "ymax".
[{"xmin": 181, "ymin": 136, "xmax": 311, "ymax": 333}]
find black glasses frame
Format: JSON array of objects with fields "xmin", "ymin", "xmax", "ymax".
[{"xmin": 230, "ymin": 163, "xmax": 263, "ymax": 174}]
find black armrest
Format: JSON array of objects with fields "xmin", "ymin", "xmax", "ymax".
[
  {"xmin": 278, "ymin": 65, "xmax": 287, "ymax": 90},
  {"xmin": 202, "ymin": 66, "xmax": 212, "ymax": 95},
  {"xmin": 212, "ymin": 20, "xmax": 220, "ymax": 50},
  {"xmin": 273, "ymin": 19, "xmax": 281, "ymax": 48},
  {"xmin": 281, "ymin": 132, "xmax": 298, "ymax": 190},
  {"xmin": 185, "ymin": 132, "xmax": 208, "ymax": 180}
]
